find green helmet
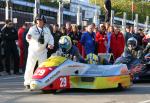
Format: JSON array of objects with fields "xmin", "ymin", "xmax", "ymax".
[{"xmin": 86, "ymin": 53, "xmax": 99, "ymax": 64}]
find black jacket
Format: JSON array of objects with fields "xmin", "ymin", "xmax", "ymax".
[
  {"xmin": 53, "ymin": 31, "xmax": 61, "ymax": 52},
  {"xmin": 1, "ymin": 26, "xmax": 18, "ymax": 42},
  {"xmin": 1, "ymin": 26, "xmax": 18, "ymax": 53},
  {"xmin": 122, "ymin": 46, "xmax": 143, "ymax": 60},
  {"xmin": 47, "ymin": 31, "xmax": 61, "ymax": 57},
  {"xmin": 143, "ymin": 43, "xmax": 150, "ymax": 55},
  {"xmin": 0, "ymin": 30, "xmax": 2, "ymax": 43}
]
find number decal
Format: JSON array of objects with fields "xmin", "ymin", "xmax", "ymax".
[
  {"xmin": 60, "ymin": 77, "xmax": 67, "ymax": 87},
  {"xmin": 34, "ymin": 69, "xmax": 45, "ymax": 76}
]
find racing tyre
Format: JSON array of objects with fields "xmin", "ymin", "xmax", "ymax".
[
  {"xmin": 117, "ymin": 83, "xmax": 123, "ymax": 90},
  {"xmin": 42, "ymin": 90, "xmax": 56, "ymax": 94}
]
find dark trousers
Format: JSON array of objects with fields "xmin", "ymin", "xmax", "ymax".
[
  {"xmin": 23, "ymin": 47, "xmax": 28, "ymax": 73},
  {"xmin": 0, "ymin": 47, "xmax": 4, "ymax": 72},
  {"xmin": 4, "ymin": 43, "xmax": 19, "ymax": 74},
  {"xmin": 105, "ymin": 11, "xmax": 111, "ymax": 22}
]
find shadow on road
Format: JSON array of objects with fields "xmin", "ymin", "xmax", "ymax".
[{"xmin": 51, "ymin": 86, "xmax": 150, "ymax": 95}]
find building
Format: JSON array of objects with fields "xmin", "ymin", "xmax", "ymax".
[
  {"xmin": 70, "ymin": 0, "xmax": 101, "ymax": 19},
  {"xmin": 0, "ymin": 0, "xmax": 101, "ymax": 27}
]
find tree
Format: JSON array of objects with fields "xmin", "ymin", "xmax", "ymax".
[{"xmin": 89, "ymin": 0, "xmax": 150, "ymax": 23}]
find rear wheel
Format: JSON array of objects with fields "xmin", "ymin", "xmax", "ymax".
[
  {"xmin": 117, "ymin": 83, "xmax": 123, "ymax": 90},
  {"xmin": 42, "ymin": 90, "xmax": 56, "ymax": 94}
]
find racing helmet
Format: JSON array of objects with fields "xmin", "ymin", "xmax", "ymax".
[
  {"xmin": 35, "ymin": 14, "xmax": 47, "ymax": 23},
  {"xmin": 127, "ymin": 37, "xmax": 137, "ymax": 50},
  {"xmin": 59, "ymin": 36, "xmax": 72, "ymax": 53},
  {"xmin": 86, "ymin": 53, "xmax": 99, "ymax": 64}
]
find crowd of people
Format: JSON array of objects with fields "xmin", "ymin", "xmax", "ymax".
[{"xmin": 0, "ymin": 14, "xmax": 150, "ymax": 88}]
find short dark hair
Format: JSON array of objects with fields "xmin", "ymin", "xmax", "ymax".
[
  {"xmin": 22, "ymin": 23, "xmax": 28, "ymax": 27},
  {"xmin": 53, "ymin": 23, "xmax": 59, "ymax": 27},
  {"xmin": 91, "ymin": 23, "xmax": 96, "ymax": 27},
  {"xmin": 138, "ymin": 28, "xmax": 143, "ymax": 32},
  {"xmin": 5, "ymin": 19, "xmax": 12, "ymax": 24},
  {"xmin": 77, "ymin": 25, "xmax": 82, "ymax": 31},
  {"xmin": 61, "ymin": 26, "xmax": 66, "ymax": 30},
  {"xmin": 126, "ymin": 25, "xmax": 131, "ymax": 29},
  {"xmin": 114, "ymin": 24, "xmax": 119, "ymax": 28}
]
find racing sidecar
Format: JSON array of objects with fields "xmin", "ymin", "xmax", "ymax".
[
  {"xmin": 30, "ymin": 56, "xmax": 131, "ymax": 92},
  {"xmin": 131, "ymin": 54, "xmax": 150, "ymax": 81}
]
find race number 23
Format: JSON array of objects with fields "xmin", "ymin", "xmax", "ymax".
[{"xmin": 60, "ymin": 77, "xmax": 67, "ymax": 87}]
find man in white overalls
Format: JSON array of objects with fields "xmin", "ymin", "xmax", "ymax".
[{"xmin": 24, "ymin": 15, "xmax": 54, "ymax": 89}]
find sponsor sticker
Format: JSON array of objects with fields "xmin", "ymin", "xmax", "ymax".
[{"xmin": 45, "ymin": 71, "xmax": 60, "ymax": 83}]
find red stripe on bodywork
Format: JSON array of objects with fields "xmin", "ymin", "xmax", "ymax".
[
  {"xmin": 32, "ymin": 67, "xmax": 56, "ymax": 79},
  {"xmin": 42, "ymin": 76, "xmax": 70, "ymax": 91}
]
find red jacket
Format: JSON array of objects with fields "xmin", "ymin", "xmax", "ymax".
[
  {"xmin": 18, "ymin": 27, "xmax": 25, "ymax": 49},
  {"xmin": 96, "ymin": 32, "xmax": 107, "ymax": 53},
  {"xmin": 110, "ymin": 32, "xmax": 125, "ymax": 59},
  {"xmin": 18, "ymin": 27, "xmax": 25, "ymax": 68},
  {"xmin": 142, "ymin": 34, "xmax": 150, "ymax": 46}
]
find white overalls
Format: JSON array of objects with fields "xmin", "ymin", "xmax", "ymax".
[{"xmin": 24, "ymin": 25, "xmax": 54, "ymax": 86}]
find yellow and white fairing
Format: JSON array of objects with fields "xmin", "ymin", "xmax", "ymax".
[{"xmin": 30, "ymin": 56, "xmax": 131, "ymax": 90}]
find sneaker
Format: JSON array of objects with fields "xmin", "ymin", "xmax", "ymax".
[{"xmin": 25, "ymin": 85, "xmax": 30, "ymax": 89}]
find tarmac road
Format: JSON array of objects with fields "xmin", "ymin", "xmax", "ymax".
[{"xmin": 0, "ymin": 75, "xmax": 150, "ymax": 103}]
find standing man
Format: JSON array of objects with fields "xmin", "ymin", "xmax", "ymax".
[
  {"xmin": 65, "ymin": 22, "xmax": 72, "ymax": 35},
  {"xmin": 104, "ymin": 0, "xmax": 111, "ymax": 22},
  {"xmin": 80, "ymin": 25, "xmax": 96, "ymax": 55},
  {"xmin": 24, "ymin": 15, "xmax": 54, "ymax": 88},
  {"xmin": 47, "ymin": 24, "xmax": 61, "ymax": 57},
  {"xmin": 22, "ymin": 23, "xmax": 32, "ymax": 73},
  {"xmin": 1, "ymin": 20, "xmax": 20, "ymax": 75},
  {"xmin": 96, "ymin": 25, "xmax": 107, "ymax": 53},
  {"xmin": 110, "ymin": 25, "xmax": 125, "ymax": 60},
  {"xmin": 18, "ymin": 23, "xmax": 27, "ymax": 72},
  {"xmin": 124, "ymin": 25, "xmax": 133, "ymax": 46},
  {"xmin": 0, "ymin": 30, "xmax": 4, "ymax": 76}
]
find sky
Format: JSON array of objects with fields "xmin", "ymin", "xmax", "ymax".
[{"xmin": 79, "ymin": 0, "xmax": 89, "ymax": 3}]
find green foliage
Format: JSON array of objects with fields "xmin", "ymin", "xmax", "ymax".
[{"xmin": 89, "ymin": 0, "xmax": 150, "ymax": 23}]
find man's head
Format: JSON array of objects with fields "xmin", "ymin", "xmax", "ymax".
[
  {"xmin": 77, "ymin": 25, "xmax": 82, "ymax": 31},
  {"xmin": 105, "ymin": 22, "xmax": 110, "ymax": 30},
  {"xmin": 108, "ymin": 26, "xmax": 114, "ymax": 32},
  {"xmin": 130, "ymin": 26, "xmax": 135, "ymax": 33},
  {"xmin": 86, "ymin": 53, "xmax": 99, "ymax": 64},
  {"xmin": 87, "ymin": 25, "xmax": 93, "ymax": 33},
  {"xmin": 91, "ymin": 23, "xmax": 96, "ymax": 30},
  {"xmin": 72, "ymin": 25, "xmax": 78, "ymax": 32},
  {"xmin": 127, "ymin": 37, "xmax": 137, "ymax": 51},
  {"xmin": 114, "ymin": 25, "xmax": 120, "ymax": 35},
  {"xmin": 59, "ymin": 36, "xmax": 72, "ymax": 53},
  {"xmin": 66, "ymin": 22, "xmax": 71, "ymax": 30},
  {"xmin": 61, "ymin": 26, "xmax": 66, "ymax": 34},
  {"xmin": 53, "ymin": 23, "xmax": 59, "ymax": 32},
  {"xmin": 5, "ymin": 19, "xmax": 13, "ymax": 28},
  {"xmin": 126, "ymin": 25, "xmax": 131, "ymax": 32},
  {"xmin": 99, "ymin": 23, "xmax": 104, "ymax": 29},
  {"xmin": 22, "ymin": 23, "xmax": 28, "ymax": 29},
  {"xmin": 100, "ymin": 25, "xmax": 106, "ymax": 33},
  {"xmin": 35, "ymin": 14, "xmax": 46, "ymax": 27}
]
